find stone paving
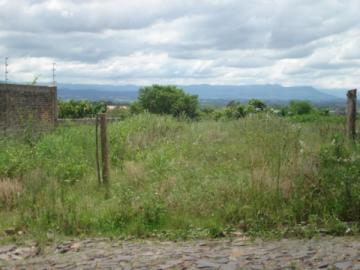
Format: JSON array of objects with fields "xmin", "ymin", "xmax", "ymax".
[{"xmin": 0, "ymin": 236, "xmax": 359, "ymax": 269}]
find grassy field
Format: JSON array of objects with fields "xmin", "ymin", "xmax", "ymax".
[{"xmin": 0, "ymin": 113, "xmax": 359, "ymax": 242}]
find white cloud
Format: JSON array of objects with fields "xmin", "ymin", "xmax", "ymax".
[{"xmin": 0, "ymin": 0, "xmax": 359, "ymax": 89}]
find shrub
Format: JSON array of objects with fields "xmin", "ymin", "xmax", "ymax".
[
  {"xmin": 289, "ymin": 100, "xmax": 313, "ymax": 115},
  {"xmin": 225, "ymin": 105, "xmax": 246, "ymax": 119},
  {"xmin": 58, "ymin": 100, "xmax": 106, "ymax": 119},
  {"xmin": 248, "ymin": 99, "xmax": 267, "ymax": 111},
  {"xmin": 129, "ymin": 101, "xmax": 144, "ymax": 114},
  {"xmin": 133, "ymin": 85, "xmax": 199, "ymax": 119},
  {"xmin": 199, "ymin": 106, "xmax": 216, "ymax": 120},
  {"xmin": 319, "ymin": 108, "xmax": 330, "ymax": 116},
  {"xmin": 223, "ymin": 101, "xmax": 247, "ymax": 119}
]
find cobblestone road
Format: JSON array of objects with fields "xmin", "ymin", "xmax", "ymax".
[{"xmin": 0, "ymin": 236, "xmax": 359, "ymax": 269}]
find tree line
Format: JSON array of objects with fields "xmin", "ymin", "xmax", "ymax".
[{"xmin": 58, "ymin": 85, "xmax": 329, "ymax": 120}]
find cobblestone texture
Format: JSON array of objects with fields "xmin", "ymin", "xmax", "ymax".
[{"xmin": 0, "ymin": 236, "xmax": 359, "ymax": 269}]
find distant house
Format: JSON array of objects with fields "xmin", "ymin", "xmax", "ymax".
[{"xmin": 106, "ymin": 105, "xmax": 128, "ymax": 111}]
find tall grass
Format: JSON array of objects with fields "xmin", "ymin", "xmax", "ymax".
[{"xmin": 0, "ymin": 113, "xmax": 359, "ymax": 240}]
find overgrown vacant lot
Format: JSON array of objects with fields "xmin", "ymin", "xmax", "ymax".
[{"xmin": 0, "ymin": 114, "xmax": 359, "ymax": 241}]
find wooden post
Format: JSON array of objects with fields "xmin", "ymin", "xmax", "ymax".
[
  {"xmin": 346, "ymin": 89, "xmax": 357, "ymax": 140},
  {"xmin": 95, "ymin": 115, "xmax": 101, "ymax": 184},
  {"xmin": 100, "ymin": 113, "xmax": 110, "ymax": 184}
]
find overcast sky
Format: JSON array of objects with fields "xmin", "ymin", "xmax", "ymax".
[{"xmin": 1, "ymin": 0, "xmax": 359, "ymax": 88}]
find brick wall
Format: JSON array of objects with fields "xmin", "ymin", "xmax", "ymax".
[{"xmin": 0, "ymin": 83, "xmax": 57, "ymax": 131}]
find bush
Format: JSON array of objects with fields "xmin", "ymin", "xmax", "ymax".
[
  {"xmin": 58, "ymin": 100, "xmax": 106, "ymax": 119},
  {"xmin": 289, "ymin": 100, "xmax": 313, "ymax": 115},
  {"xmin": 225, "ymin": 105, "xmax": 246, "ymax": 119},
  {"xmin": 225, "ymin": 101, "xmax": 246, "ymax": 119},
  {"xmin": 133, "ymin": 85, "xmax": 199, "ymax": 119},
  {"xmin": 199, "ymin": 106, "xmax": 216, "ymax": 120},
  {"xmin": 129, "ymin": 101, "xmax": 144, "ymax": 115},
  {"xmin": 248, "ymin": 99, "xmax": 267, "ymax": 111}
]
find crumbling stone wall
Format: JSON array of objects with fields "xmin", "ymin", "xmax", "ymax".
[{"xmin": 0, "ymin": 83, "xmax": 57, "ymax": 131}]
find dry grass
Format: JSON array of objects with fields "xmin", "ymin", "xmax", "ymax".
[
  {"xmin": 0, "ymin": 178, "xmax": 22, "ymax": 209},
  {"xmin": 0, "ymin": 113, "xmax": 357, "ymax": 238},
  {"xmin": 123, "ymin": 161, "xmax": 147, "ymax": 187}
]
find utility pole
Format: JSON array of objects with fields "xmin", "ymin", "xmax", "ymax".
[
  {"xmin": 5, "ymin": 57, "xmax": 8, "ymax": 84},
  {"xmin": 53, "ymin": 62, "xmax": 56, "ymax": 86}
]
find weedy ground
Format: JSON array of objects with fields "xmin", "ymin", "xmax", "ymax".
[{"xmin": 0, "ymin": 113, "xmax": 359, "ymax": 243}]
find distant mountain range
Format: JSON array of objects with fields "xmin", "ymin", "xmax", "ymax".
[{"xmin": 58, "ymin": 83, "xmax": 347, "ymax": 105}]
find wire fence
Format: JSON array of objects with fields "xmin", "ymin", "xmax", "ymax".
[
  {"xmin": 3, "ymin": 57, "xmax": 56, "ymax": 86},
  {"xmin": 56, "ymin": 117, "xmax": 124, "ymax": 126}
]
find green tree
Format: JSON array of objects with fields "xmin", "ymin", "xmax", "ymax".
[
  {"xmin": 248, "ymin": 99, "xmax": 267, "ymax": 111},
  {"xmin": 289, "ymin": 100, "xmax": 313, "ymax": 115},
  {"xmin": 226, "ymin": 100, "xmax": 240, "ymax": 108},
  {"xmin": 133, "ymin": 85, "xmax": 199, "ymax": 118}
]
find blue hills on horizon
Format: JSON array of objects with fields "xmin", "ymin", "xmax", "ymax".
[{"xmin": 57, "ymin": 83, "xmax": 347, "ymax": 105}]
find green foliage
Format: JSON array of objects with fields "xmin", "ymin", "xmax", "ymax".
[
  {"xmin": 319, "ymin": 135, "xmax": 360, "ymax": 221},
  {"xmin": 211, "ymin": 101, "xmax": 247, "ymax": 120},
  {"xmin": 248, "ymin": 99, "xmax": 267, "ymax": 111},
  {"xmin": 58, "ymin": 100, "xmax": 106, "ymax": 119},
  {"xmin": 289, "ymin": 100, "xmax": 313, "ymax": 115},
  {"xmin": 107, "ymin": 107, "xmax": 131, "ymax": 120},
  {"xmin": 129, "ymin": 101, "xmax": 144, "ymax": 115},
  {"xmin": 319, "ymin": 108, "xmax": 330, "ymax": 116},
  {"xmin": 133, "ymin": 85, "xmax": 199, "ymax": 119},
  {"xmin": 0, "ymin": 140, "xmax": 33, "ymax": 178},
  {"xmin": 0, "ymin": 113, "xmax": 359, "ymax": 240},
  {"xmin": 207, "ymin": 100, "xmax": 268, "ymax": 121},
  {"xmin": 225, "ymin": 103, "xmax": 246, "ymax": 119},
  {"xmin": 199, "ymin": 106, "xmax": 216, "ymax": 120}
]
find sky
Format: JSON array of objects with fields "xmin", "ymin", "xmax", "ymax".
[{"xmin": 0, "ymin": 0, "xmax": 359, "ymax": 89}]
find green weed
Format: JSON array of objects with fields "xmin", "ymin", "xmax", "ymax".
[{"xmin": 0, "ymin": 113, "xmax": 359, "ymax": 241}]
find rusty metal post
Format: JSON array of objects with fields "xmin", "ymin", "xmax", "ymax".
[
  {"xmin": 346, "ymin": 89, "xmax": 357, "ymax": 140},
  {"xmin": 100, "ymin": 113, "xmax": 109, "ymax": 184}
]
